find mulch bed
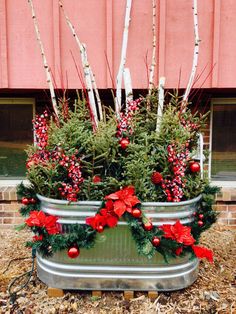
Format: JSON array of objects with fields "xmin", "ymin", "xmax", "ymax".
[{"xmin": 0, "ymin": 224, "xmax": 235, "ymax": 314}]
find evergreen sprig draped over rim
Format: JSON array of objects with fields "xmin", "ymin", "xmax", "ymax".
[{"xmin": 17, "ymin": 183, "xmax": 219, "ymax": 262}]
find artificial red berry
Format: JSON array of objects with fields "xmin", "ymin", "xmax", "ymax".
[
  {"xmin": 132, "ymin": 208, "xmax": 142, "ymax": 218},
  {"xmin": 190, "ymin": 162, "xmax": 200, "ymax": 173},
  {"xmin": 93, "ymin": 175, "xmax": 102, "ymax": 183},
  {"xmin": 143, "ymin": 221, "xmax": 153, "ymax": 231},
  {"xmin": 97, "ymin": 225, "xmax": 104, "ymax": 233},
  {"xmin": 21, "ymin": 197, "xmax": 29, "ymax": 205},
  {"xmin": 198, "ymin": 214, "xmax": 204, "ymax": 220},
  {"xmin": 198, "ymin": 220, "xmax": 204, "ymax": 227},
  {"xmin": 119, "ymin": 138, "xmax": 130, "ymax": 150},
  {"xmin": 152, "ymin": 237, "xmax": 160, "ymax": 246},
  {"xmin": 151, "ymin": 172, "xmax": 163, "ymax": 185},
  {"xmin": 67, "ymin": 246, "xmax": 80, "ymax": 259}
]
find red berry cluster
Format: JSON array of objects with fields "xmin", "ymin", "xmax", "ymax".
[
  {"xmin": 57, "ymin": 153, "xmax": 84, "ymax": 202},
  {"xmin": 180, "ymin": 117, "xmax": 200, "ymax": 133},
  {"xmin": 161, "ymin": 143, "xmax": 190, "ymax": 202},
  {"xmin": 26, "ymin": 150, "xmax": 51, "ymax": 168},
  {"xmin": 116, "ymin": 98, "xmax": 141, "ymax": 139},
  {"xmin": 33, "ymin": 111, "xmax": 49, "ymax": 149},
  {"xmin": 21, "ymin": 197, "xmax": 37, "ymax": 205}
]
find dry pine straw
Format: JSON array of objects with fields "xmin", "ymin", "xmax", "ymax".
[{"xmin": 0, "ymin": 224, "xmax": 235, "ymax": 314}]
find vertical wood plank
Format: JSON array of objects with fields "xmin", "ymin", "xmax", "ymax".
[
  {"xmin": 158, "ymin": 0, "xmax": 166, "ymax": 79},
  {"xmin": 106, "ymin": 0, "xmax": 114, "ymax": 88},
  {"xmin": 0, "ymin": 0, "xmax": 8, "ymax": 88},
  {"xmin": 211, "ymin": 0, "xmax": 221, "ymax": 87},
  {"xmin": 52, "ymin": 0, "xmax": 62, "ymax": 87}
]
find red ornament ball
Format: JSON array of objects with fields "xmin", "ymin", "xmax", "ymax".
[
  {"xmin": 67, "ymin": 246, "xmax": 80, "ymax": 259},
  {"xmin": 198, "ymin": 214, "xmax": 204, "ymax": 220},
  {"xmin": 151, "ymin": 172, "xmax": 163, "ymax": 185},
  {"xmin": 22, "ymin": 197, "xmax": 30, "ymax": 205},
  {"xmin": 132, "ymin": 208, "xmax": 142, "ymax": 218},
  {"xmin": 143, "ymin": 221, "xmax": 153, "ymax": 231},
  {"xmin": 190, "ymin": 162, "xmax": 200, "ymax": 173},
  {"xmin": 119, "ymin": 138, "xmax": 130, "ymax": 150},
  {"xmin": 96, "ymin": 225, "xmax": 104, "ymax": 233},
  {"xmin": 198, "ymin": 220, "xmax": 204, "ymax": 227},
  {"xmin": 152, "ymin": 237, "xmax": 160, "ymax": 246},
  {"xmin": 93, "ymin": 175, "xmax": 102, "ymax": 183},
  {"xmin": 30, "ymin": 198, "xmax": 36, "ymax": 204}
]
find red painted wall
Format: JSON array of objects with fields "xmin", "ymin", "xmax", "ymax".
[{"xmin": 0, "ymin": 0, "xmax": 236, "ymax": 90}]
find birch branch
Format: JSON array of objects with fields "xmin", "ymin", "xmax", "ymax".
[
  {"xmin": 115, "ymin": 0, "xmax": 132, "ymax": 114},
  {"xmin": 81, "ymin": 44, "xmax": 98, "ymax": 128},
  {"xmin": 182, "ymin": 0, "xmax": 200, "ymax": 105},
  {"xmin": 89, "ymin": 67, "xmax": 103, "ymax": 121},
  {"xmin": 28, "ymin": 0, "xmax": 59, "ymax": 118},
  {"xmin": 123, "ymin": 68, "xmax": 133, "ymax": 111},
  {"xmin": 156, "ymin": 77, "xmax": 165, "ymax": 132},
  {"xmin": 148, "ymin": 0, "xmax": 157, "ymax": 93},
  {"xmin": 59, "ymin": 0, "xmax": 100, "ymax": 125}
]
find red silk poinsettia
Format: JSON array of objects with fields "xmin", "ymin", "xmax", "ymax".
[
  {"xmin": 105, "ymin": 186, "xmax": 140, "ymax": 217},
  {"xmin": 160, "ymin": 220, "xmax": 195, "ymax": 246},
  {"xmin": 86, "ymin": 199, "xmax": 118, "ymax": 231},
  {"xmin": 192, "ymin": 245, "xmax": 214, "ymax": 263},
  {"xmin": 25, "ymin": 211, "xmax": 59, "ymax": 235}
]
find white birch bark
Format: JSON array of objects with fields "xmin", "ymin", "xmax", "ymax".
[
  {"xmin": 89, "ymin": 67, "xmax": 103, "ymax": 121},
  {"xmin": 81, "ymin": 44, "xmax": 98, "ymax": 128},
  {"xmin": 148, "ymin": 0, "xmax": 157, "ymax": 93},
  {"xmin": 59, "ymin": 0, "xmax": 100, "ymax": 125},
  {"xmin": 123, "ymin": 68, "xmax": 133, "ymax": 111},
  {"xmin": 156, "ymin": 77, "xmax": 166, "ymax": 132},
  {"xmin": 28, "ymin": 0, "xmax": 59, "ymax": 118},
  {"xmin": 182, "ymin": 0, "xmax": 200, "ymax": 105},
  {"xmin": 115, "ymin": 0, "xmax": 132, "ymax": 114}
]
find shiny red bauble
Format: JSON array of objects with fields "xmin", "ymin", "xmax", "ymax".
[
  {"xmin": 30, "ymin": 198, "xmax": 36, "ymax": 204},
  {"xmin": 143, "ymin": 221, "xmax": 153, "ymax": 231},
  {"xmin": 198, "ymin": 214, "xmax": 204, "ymax": 220},
  {"xmin": 152, "ymin": 237, "xmax": 160, "ymax": 246},
  {"xmin": 67, "ymin": 246, "xmax": 80, "ymax": 259},
  {"xmin": 21, "ymin": 197, "xmax": 30, "ymax": 205},
  {"xmin": 96, "ymin": 225, "xmax": 104, "ymax": 233},
  {"xmin": 119, "ymin": 138, "xmax": 130, "ymax": 150},
  {"xmin": 190, "ymin": 162, "xmax": 200, "ymax": 173},
  {"xmin": 92, "ymin": 175, "xmax": 102, "ymax": 183},
  {"xmin": 132, "ymin": 208, "xmax": 142, "ymax": 218},
  {"xmin": 198, "ymin": 220, "xmax": 204, "ymax": 227}
]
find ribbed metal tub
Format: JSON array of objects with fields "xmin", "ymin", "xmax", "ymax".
[{"xmin": 36, "ymin": 194, "xmax": 201, "ymax": 291}]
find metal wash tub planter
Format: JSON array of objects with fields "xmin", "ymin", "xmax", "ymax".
[{"xmin": 36, "ymin": 194, "xmax": 202, "ymax": 291}]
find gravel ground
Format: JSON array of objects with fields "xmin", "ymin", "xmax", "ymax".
[{"xmin": 0, "ymin": 224, "xmax": 235, "ymax": 314}]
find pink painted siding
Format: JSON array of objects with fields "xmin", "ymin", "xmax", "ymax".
[{"xmin": 1, "ymin": 0, "xmax": 236, "ymax": 89}]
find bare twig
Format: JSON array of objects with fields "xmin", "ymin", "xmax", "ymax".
[
  {"xmin": 28, "ymin": 0, "xmax": 59, "ymax": 118},
  {"xmin": 115, "ymin": 0, "xmax": 132, "ymax": 114}
]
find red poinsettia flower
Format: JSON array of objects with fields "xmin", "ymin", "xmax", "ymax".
[
  {"xmin": 192, "ymin": 245, "xmax": 214, "ymax": 263},
  {"xmin": 175, "ymin": 247, "xmax": 183, "ymax": 256},
  {"xmin": 100, "ymin": 208, "xmax": 118, "ymax": 228},
  {"xmin": 25, "ymin": 211, "xmax": 59, "ymax": 235},
  {"xmin": 160, "ymin": 220, "xmax": 195, "ymax": 246},
  {"xmin": 25, "ymin": 211, "xmax": 46, "ymax": 227},
  {"xmin": 33, "ymin": 235, "xmax": 43, "ymax": 242},
  {"xmin": 86, "ymin": 214, "xmax": 107, "ymax": 230},
  {"xmin": 105, "ymin": 186, "xmax": 140, "ymax": 217}
]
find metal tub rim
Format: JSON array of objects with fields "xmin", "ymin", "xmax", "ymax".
[{"xmin": 37, "ymin": 193, "xmax": 202, "ymax": 207}]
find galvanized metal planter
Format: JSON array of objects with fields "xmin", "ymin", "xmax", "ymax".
[{"xmin": 36, "ymin": 194, "xmax": 202, "ymax": 291}]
